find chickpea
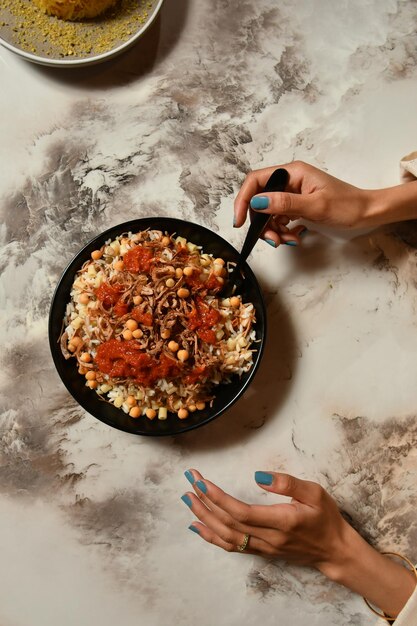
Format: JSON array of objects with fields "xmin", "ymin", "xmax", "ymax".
[
  {"xmin": 91, "ymin": 250, "xmax": 102, "ymax": 260},
  {"xmin": 68, "ymin": 342, "xmax": 76, "ymax": 352},
  {"xmin": 78, "ymin": 366, "xmax": 87, "ymax": 375},
  {"xmin": 146, "ymin": 408, "xmax": 157, "ymax": 420},
  {"xmin": 126, "ymin": 395, "xmax": 136, "ymax": 406},
  {"xmin": 165, "ymin": 278, "xmax": 175, "ymax": 288},
  {"xmin": 188, "ymin": 404, "xmax": 197, "ymax": 413},
  {"xmin": 129, "ymin": 406, "xmax": 141, "ymax": 418},
  {"xmin": 175, "ymin": 268, "xmax": 183, "ymax": 278},
  {"xmin": 79, "ymin": 293, "xmax": 89, "ymax": 305},
  {"xmin": 132, "ymin": 329, "xmax": 143, "ymax": 339},
  {"xmin": 178, "ymin": 408, "xmax": 189, "ymax": 419},
  {"xmin": 87, "ymin": 380, "xmax": 98, "ymax": 389},
  {"xmin": 85, "ymin": 371, "xmax": 96, "ymax": 381},
  {"xmin": 213, "ymin": 265, "xmax": 223, "ymax": 277},
  {"xmin": 80, "ymin": 352, "xmax": 91, "ymax": 363},
  {"xmin": 183, "ymin": 266, "xmax": 194, "ymax": 277},
  {"xmin": 133, "ymin": 295, "xmax": 143, "ymax": 305},
  {"xmin": 215, "ymin": 258, "xmax": 225, "ymax": 266},
  {"xmin": 196, "ymin": 401, "xmax": 206, "ymax": 411},
  {"xmin": 177, "ymin": 349, "xmax": 189, "ymax": 362},
  {"xmin": 122, "ymin": 330, "xmax": 133, "ymax": 340},
  {"xmin": 230, "ymin": 296, "xmax": 240, "ymax": 307},
  {"xmin": 71, "ymin": 336, "xmax": 83, "ymax": 347},
  {"xmin": 114, "ymin": 260, "xmax": 124, "ymax": 271},
  {"xmin": 125, "ymin": 319, "xmax": 138, "ymax": 332},
  {"xmin": 162, "ymin": 236, "xmax": 171, "ymax": 247},
  {"xmin": 161, "ymin": 329, "xmax": 171, "ymax": 339},
  {"xmin": 168, "ymin": 341, "xmax": 179, "ymax": 352},
  {"xmin": 177, "ymin": 288, "xmax": 190, "ymax": 299}
]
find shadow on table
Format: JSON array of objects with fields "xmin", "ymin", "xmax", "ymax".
[
  {"xmin": 168, "ymin": 227, "xmax": 402, "ymax": 452},
  {"xmin": 29, "ymin": 0, "xmax": 189, "ymax": 89}
]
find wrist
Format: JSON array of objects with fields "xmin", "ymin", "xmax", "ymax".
[
  {"xmin": 361, "ymin": 181, "xmax": 417, "ymax": 228},
  {"xmin": 317, "ymin": 523, "xmax": 416, "ymax": 618}
]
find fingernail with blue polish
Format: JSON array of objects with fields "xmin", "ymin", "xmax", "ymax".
[
  {"xmin": 184, "ymin": 470, "xmax": 195, "ymax": 485},
  {"xmin": 250, "ymin": 196, "xmax": 269, "ymax": 210},
  {"xmin": 285, "ymin": 241, "xmax": 297, "ymax": 247},
  {"xmin": 196, "ymin": 480, "xmax": 207, "ymax": 494},
  {"xmin": 255, "ymin": 471, "xmax": 274, "ymax": 486},
  {"xmin": 189, "ymin": 525, "xmax": 200, "ymax": 535},
  {"xmin": 265, "ymin": 238, "xmax": 276, "ymax": 248},
  {"xmin": 181, "ymin": 494, "xmax": 192, "ymax": 508}
]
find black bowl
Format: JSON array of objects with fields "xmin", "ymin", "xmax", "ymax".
[{"xmin": 48, "ymin": 217, "xmax": 266, "ymax": 436}]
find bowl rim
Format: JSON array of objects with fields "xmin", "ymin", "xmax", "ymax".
[
  {"xmin": 0, "ymin": 0, "xmax": 164, "ymax": 67},
  {"xmin": 48, "ymin": 217, "xmax": 267, "ymax": 436}
]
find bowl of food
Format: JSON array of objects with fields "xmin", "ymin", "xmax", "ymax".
[
  {"xmin": 0, "ymin": 0, "xmax": 164, "ymax": 67},
  {"xmin": 49, "ymin": 217, "xmax": 266, "ymax": 436}
]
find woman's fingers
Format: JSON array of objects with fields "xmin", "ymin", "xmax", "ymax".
[
  {"xmin": 254, "ymin": 471, "xmax": 325, "ymax": 507},
  {"xmin": 233, "ymin": 161, "xmax": 317, "ymax": 227},
  {"xmin": 185, "ymin": 469, "xmax": 251, "ymax": 531},
  {"xmin": 182, "ymin": 493, "xmax": 277, "ymax": 556},
  {"xmin": 188, "ymin": 522, "xmax": 275, "ymax": 556},
  {"xmin": 249, "ymin": 190, "xmax": 320, "ymax": 220},
  {"xmin": 262, "ymin": 223, "xmax": 308, "ymax": 248},
  {"xmin": 234, "ymin": 165, "xmax": 282, "ymax": 226},
  {"xmin": 184, "ymin": 470, "xmax": 298, "ymax": 531}
]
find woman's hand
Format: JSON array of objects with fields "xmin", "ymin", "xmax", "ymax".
[
  {"xmin": 182, "ymin": 469, "xmax": 350, "ymax": 567},
  {"xmin": 234, "ymin": 161, "xmax": 417, "ymax": 246},
  {"xmin": 182, "ymin": 469, "xmax": 417, "ymax": 618}
]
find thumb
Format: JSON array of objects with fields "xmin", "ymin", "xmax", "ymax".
[
  {"xmin": 254, "ymin": 471, "xmax": 323, "ymax": 505},
  {"xmin": 249, "ymin": 190, "xmax": 318, "ymax": 219}
]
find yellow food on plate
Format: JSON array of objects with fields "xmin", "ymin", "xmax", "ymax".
[{"xmin": 33, "ymin": 0, "xmax": 119, "ymax": 20}]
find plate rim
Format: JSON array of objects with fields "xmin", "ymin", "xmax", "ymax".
[{"xmin": 0, "ymin": 0, "xmax": 164, "ymax": 67}]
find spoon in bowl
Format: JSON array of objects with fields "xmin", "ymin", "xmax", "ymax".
[{"xmin": 222, "ymin": 167, "xmax": 289, "ymax": 297}]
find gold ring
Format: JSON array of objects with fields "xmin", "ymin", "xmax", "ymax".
[{"xmin": 237, "ymin": 533, "xmax": 250, "ymax": 552}]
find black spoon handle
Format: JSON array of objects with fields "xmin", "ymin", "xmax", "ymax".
[{"xmin": 239, "ymin": 167, "xmax": 289, "ymax": 263}]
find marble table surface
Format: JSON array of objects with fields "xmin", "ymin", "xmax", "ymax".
[{"xmin": 2, "ymin": 1, "xmax": 417, "ymax": 624}]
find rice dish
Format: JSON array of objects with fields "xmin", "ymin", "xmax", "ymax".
[{"xmin": 60, "ymin": 229, "xmax": 256, "ymax": 421}]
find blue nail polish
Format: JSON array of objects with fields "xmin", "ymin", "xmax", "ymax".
[
  {"xmin": 265, "ymin": 238, "xmax": 276, "ymax": 248},
  {"xmin": 181, "ymin": 494, "xmax": 192, "ymax": 508},
  {"xmin": 184, "ymin": 470, "xmax": 195, "ymax": 485},
  {"xmin": 196, "ymin": 480, "xmax": 207, "ymax": 494},
  {"xmin": 255, "ymin": 471, "xmax": 273, "ymax": 486},
  {"xmin": 285, "ymin": 241, "xmax": 297, "ymax": 247},
  {"xmin": 188, "ymin": 525, "xmax": 200, "ymax": 535},
  {"xmin": 250, "ymin": 196, "xmax": 269, "ymax": 210}
]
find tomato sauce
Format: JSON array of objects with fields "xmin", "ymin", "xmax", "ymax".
[
  {"xmin": 184, "ymin": 269, "xmax": 222, "ymax": 293},
  {"xmin": 123, "ymin": 246, "xmax": 154, "ymax": 273},
  {"xmin": 131, "ymin": 307, "xmax": 153, "ymax": 326},
  {"xmin": 197, "ymin": 329, "xmax": 217, "ymax": 344},
  {"xmin": 113, "ymin": 302, "xmax": 129, "ymax": 316},
  {"xmin": 184, "ymin": 365, "xmax": 208, "ymax": 385},
  {"xmin": 187, "ymin": 298, "xmax": 221, "ymax": 344},
  {"xmin": 96, "ymin": 283, "xmax": 124, "ymax": 309},
  {"xmin": 95, "ymin": 339, "xmax": 181, "ymax": 386}
]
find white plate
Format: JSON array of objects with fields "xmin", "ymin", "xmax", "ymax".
[{"xmin": 0, "ymin": 0, "xmax": 164, "ymax": 67}]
